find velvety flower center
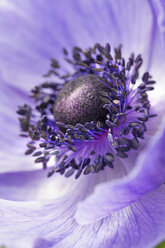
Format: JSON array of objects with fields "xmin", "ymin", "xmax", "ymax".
[{"xmin": 53, "ymin": 74, "xmax": 109, "ymax": 126}]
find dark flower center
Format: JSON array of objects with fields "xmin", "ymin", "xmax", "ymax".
[{"xmin": 53, "ymin": 74, "xmax": 109, "ymax": 126}]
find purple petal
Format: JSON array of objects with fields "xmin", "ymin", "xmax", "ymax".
[
  {"xmin": 0, "ymin": 0, "xmax": 155, "ymax": 90},
  {"xmin": 146, "ymin": 0, "xmax": 165, "ymax": 101},
  {"xmin": 0, "ymin": 83, "xmax": 37, "ymax": 172},
  {"xmin": 75, "ymin": 117, "xmax": 165, "ymax": 224},
  {"xmin": 59, "ymin": 186, "xmax": 165, "ymax": 248},
  {"xmin": 34, "ymin": 238, "xmax": 54, "ymax": 248},
  {"xmin": 0, "ymin": 169, "xmax": 109, "ymax": 246},
  {"xmin": 0, "ymin": 163, "xmax": 116, "ymax": 202},
  {"xmin": 0, "ymin": 153, "xmax": 128, "ymax": 201},
  {"xmin": 0, "ymin": 169, "xmax": 77, "ymax": 201},
  {"xmin": 1, "ymin": 184, "xmax": 165, "ymax": 248}
]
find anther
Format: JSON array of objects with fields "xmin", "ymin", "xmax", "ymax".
[{"xmin": 17, "ymin": 42, "xmax": 157, "ymax": 179}]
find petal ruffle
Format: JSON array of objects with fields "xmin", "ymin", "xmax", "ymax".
[
  {"xmin": 59, "ymin": 186, "xmax": 165, "ymax": 248},
  {"xmin": 75, "ymin": 117, "xmax": 165, "ymax": 224}
]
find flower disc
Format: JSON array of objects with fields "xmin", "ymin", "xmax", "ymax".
[{"xmin": 53, "ymin": 74, "xmax": 109, "ymax": 126}]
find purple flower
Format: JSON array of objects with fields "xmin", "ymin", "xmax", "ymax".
[{"xmin": 0, "ymin": 1, "xmax": 165, "ymax": 248}]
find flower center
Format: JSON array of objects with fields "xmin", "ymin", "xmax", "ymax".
[
  {"xmin": 53, "ymin": 74, "xmax": 109, "ymax": 126},
  {"xmin": 17, "ymin": 43, "xmax": 157, "ymax": 179}
]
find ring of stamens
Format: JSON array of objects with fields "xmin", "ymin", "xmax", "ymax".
[{"xmin": 17, "ymin": 43, "xmax": 156, "ymax": 179}]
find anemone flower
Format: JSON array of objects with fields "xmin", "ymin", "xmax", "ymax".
[{"xmin": 0, "ymin": 1, "xmax": 165, "ymax": 248}]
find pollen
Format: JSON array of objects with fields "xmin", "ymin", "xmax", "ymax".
[{"xmin": 113, "ymin": 99, "xmax": 120, "ymax": 105}]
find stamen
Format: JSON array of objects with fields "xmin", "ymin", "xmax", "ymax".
[{"xmin": 17, "ymin": 43, "xmax": 157, "ymax": 179}]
